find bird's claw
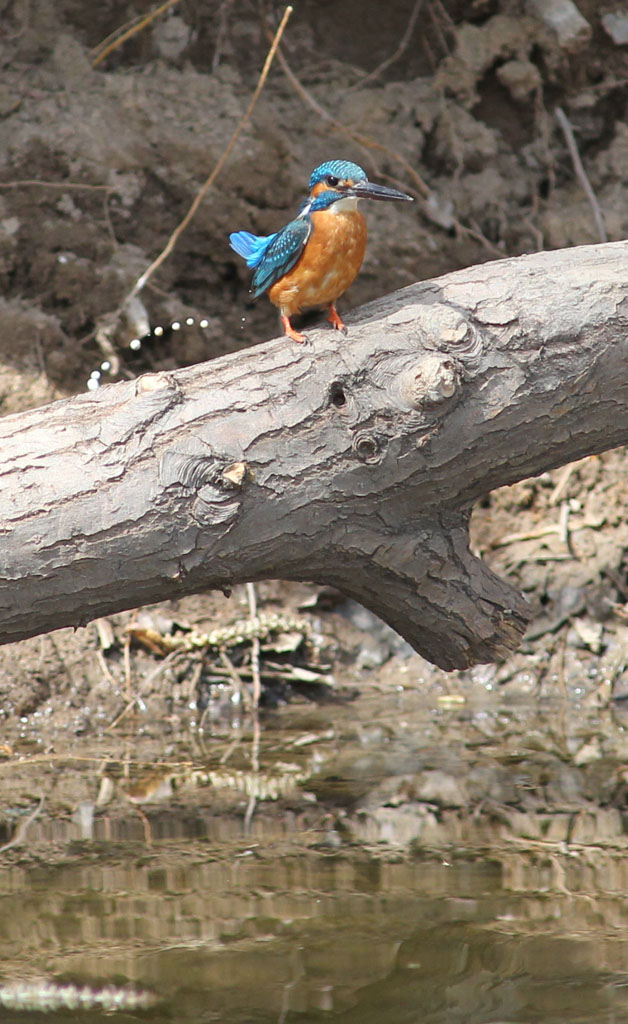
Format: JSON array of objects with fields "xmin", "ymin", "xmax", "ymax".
[
  {"xmin": 281, "ymin": 314, "xmax": 308, "ymax": 344},
  {"xmin": 328, "ymin": 305, "xmax": 348, "ymax": 335}
]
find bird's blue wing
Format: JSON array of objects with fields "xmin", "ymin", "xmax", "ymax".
[
  {"xmin": 249, "ymin": 217, "xmax": 312, "ymax": 298},
  {"xmin": 229, "ymin": 230, "xmax": 277, "ymax": 268}
]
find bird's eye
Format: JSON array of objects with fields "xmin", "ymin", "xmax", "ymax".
[{"xmin": 325, "ymin": 174, "xmax": 340, "ymax": 186}]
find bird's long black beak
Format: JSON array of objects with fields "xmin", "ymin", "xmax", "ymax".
[{"xmin": 345, "ymin": 180, "xmax": 413, "ymax": 202}]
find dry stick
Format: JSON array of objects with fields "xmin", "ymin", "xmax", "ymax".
[
  {"xmin": 272, "ymin": 43, "xmax": 429, "ymax": 199},
  {"xmin": 129, "ymin": 5, "xmax": 293, "ymax": 298},
  {"xmin": 123, "ymin": 630, "xmax": 133, "ymax": 701},
  {"xmin": 219, "ymin": 648, "xmax": 249, "ymax": 707},
  {"xmin": 212, "ymin": 0, "xmax": 236, "ymax": 73},
  {"xmin": 0, "ymin": 752, "xmax": 195, "ymax": 772},
  {"xmin": 91, "ymin": 0, "xmax": 182, "ymax": 67},
  {"xmin": 243, "ymin": 713, "xmax": 260, "ymax": 833},
  {"xmin": 244, "ymin": 580, "xmax": 260, "ymax": 833},
  {"xmin": 549, "ymin": 461, "xmax": 579, "ymax": 506},
  {"xmin": 0, "ymin": 796, "xmax": 45, "ymax": 853},
  {"xmin": 243, "ymin": 791, "xmax": 257, "ymax": 834},
  {"xmin": 245, "ymin": 582, "xmax": 262, "ymax": 711},
  {"xmin": 0, "ymin": 180, "xmax": 112, "ymax": 191},
  {"xmin": 427, "ymin": 0, "xmax": 454, "ymax": 56},
  {"xmin": 431, "ymin": 0, "xmax": 456, "ymax": 30},
  {"xmin": 105, "ymin": 698, "xmax": 139, "ymax": 732},
  {"xmin": 555, "ymin": 106, "xmax": 607, "ymax": 243},
  {"xmin": 347, "ymin": 0, "xmax": 425, "ymax": 91},
  {"xmin": 92, "ymin": 5, "xmax": 292, "ymax": 366},
  {"xmin": 492, "ymin": 518, "xmax": 603, "ymax": 548},
  {"xmin": 271, "ymin": 39, "xmax": 505, "ymax": 259}
]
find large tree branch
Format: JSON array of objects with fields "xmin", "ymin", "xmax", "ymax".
[{"xmin": 2, "ymin": 241, "xmax": 628, "ymax": 670}]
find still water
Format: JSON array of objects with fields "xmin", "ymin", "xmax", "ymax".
[{"xmin": 3, "ymin": 683, "xmax": 628, "ymax": 1024}]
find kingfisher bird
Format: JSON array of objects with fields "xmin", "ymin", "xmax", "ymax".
[{"xmin": 229, "ymin": 159, "xmax": 413, "ymax": 343}]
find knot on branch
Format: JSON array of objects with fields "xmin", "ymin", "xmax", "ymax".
[
  {"xmin": 398, "ymin": 352, "xmax": 459, "ymax": 410},
  {"xmin": 424, "ymin": 303, "xmax": 481, "ymax": 372},
  {"xmin": 388, "ymin": 306, "xmax": 482, "ymax": 413},
  {"xmin": 435, "ymin": 307, "xmax": 483, "ymax": 371},
  {"xmin": 159, "ymin": 443, "xmax": 249, "ymax": 526},
  {"xmin": 352, "ymin": 430, "xmax": 384, "ymax": 463}
]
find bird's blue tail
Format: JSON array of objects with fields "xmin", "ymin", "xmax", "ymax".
[{"xmin": 229, "ymin": 230, "xmax": 277, "ymax": 268}]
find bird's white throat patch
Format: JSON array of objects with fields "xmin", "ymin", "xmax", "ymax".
[{"xmin": 329, "ymin": 195, "xmax": 360, "ymax": 214}]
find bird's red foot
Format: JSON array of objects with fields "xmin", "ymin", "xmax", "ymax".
[
  {"xmin": 281, "ymin": 314, "xmax": 307, "ymax": 344},
  {"xmin": 328, "ymin": 304, "xmax": 348, "ymax": 335}
]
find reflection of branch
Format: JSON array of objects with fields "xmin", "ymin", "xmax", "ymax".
[
  {"xmin": 246, "ymin": 582, "xmax": 262, "ymax": 713},
  {"xmin": 555, "ymin": 106, "xmax": 607, "ymax": 243}
]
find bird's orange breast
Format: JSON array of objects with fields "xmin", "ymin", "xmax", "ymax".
[{"xmin": 268, "ymin": 208, "xmax": 367, "ymax": 317}]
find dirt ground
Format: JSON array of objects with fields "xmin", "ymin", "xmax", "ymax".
[{"xmin": 1, "ymin": 0, "xmax": 628, "ymax": 838}]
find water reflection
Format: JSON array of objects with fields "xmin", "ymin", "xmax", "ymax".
[
  {"xmin": 3, "ymin": 846, "xmax": 628, "ymax": 1023},
  {"xmin": 3, "ymin": 689, "xmax": 628, "ymax": 1022}
]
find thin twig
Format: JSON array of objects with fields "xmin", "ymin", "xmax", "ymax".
[
  {"xmin": 555, "ymin": 106, "xmax": 607, "ymax": 243},
  {"xmin": 269, "ymin": 38, "xmax": 429, "ymax": 198},
  {"xmin": 245, "ymin": 582, "xmax": 262, "ymax": 710},
  {"xmin": 549, "ymin": 461, "xmax": 578, "ymax": 505},
  {"xmin": 219, "ymin": 648, "xmax": 249, "ymax": 706},
  {"xmin": 129, "ymin": 5, "xmax": 293, "ymax": 297},
  {"xmin": 0, "ymin": 796, "xmax": 45, "ymax": 853},
  {"xmin": 212, "ymin": 0, "xmax": 235, "ymax": 72},
  {"xmin": 270, "ymin": 31, "xmax": 506, "ymax": 258},
  {"xmin": 522, "ymin": 213, "xmax": 544, "ymax": 252},
  {"xmin": 91, "ymin": 0, "xmax": 182, "ymax": 67},
  {"xmin": 96, "ymin": 649, "xmax": 117, "ymax": 687},
  {"xmin": 348, "ymin": 0, "xmax": 424, "ymax": 91},
  {"xmin": 243, "ymin": 713, "xmax": 260, "ymax": 833},
  {"xmin": 460, "ymin": 221, "xmax": 505, "ymax": 258},
  {"xmin": 493, "ymin": 516, "xmax": 604, "ymax": 548},
  {"xmin": 90, "ymin": 3, "xmax": 291, "ymax": 366},
  {"xmin": 123, "ymin": 630, "xmax": 133, "ymax": 702},
  {"xmin": 0, "ymin": 752, "xmax": 195, "ymax": 771},
  {"xmin": 0, "ymin": 180, "xmax": 112, "ymax": 191},
  {"xmin": 431, "ymin": 0, "xmax": 456, "ymax": 36},
  {"xmin": 558, "ymin": 499, "xmax": 573, "ymax": 554},
  {"xmin": 219, "ymin": 733, "xmax": 243, "ymax": 765},
  {"xmin": 427, "ymin": 0, "xmax": 453, "ymax": 56},
  {"xmin": 244, "ymin": 583, "xmax": 261, "ymax": 832},
  {"xmin": 243, "ymin": 792, "xmax": 257, "ymax": 833},
  {"xmin": 105, "ymin": 698, "xmax": 141, "ymax": 731}
]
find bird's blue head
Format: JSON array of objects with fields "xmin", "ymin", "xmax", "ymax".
[
  {"xmin": 309, "ymin": 160, "xmax": 368, "ymax": 191},
  {"xmin": 306, "ymin": 160, "xmax": 413, "ymax": 206}
]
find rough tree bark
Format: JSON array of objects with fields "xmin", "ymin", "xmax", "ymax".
[{"xmin": 2, "ymin": 241, "xmax": 628, "ymax": 670}]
